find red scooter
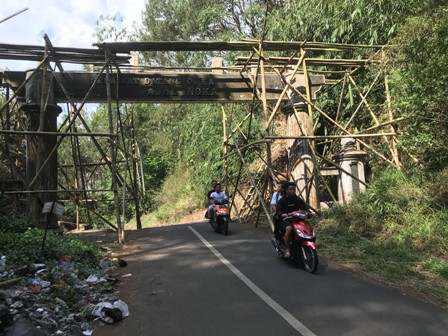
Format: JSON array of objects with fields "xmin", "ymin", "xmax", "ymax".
[
  {"xmin": 271, "ymin": 210, "xmax": 318, "ymax": 273},
  {"xmin": 209, "ymin": 202, "xmax": 229, "ymax": 236}
]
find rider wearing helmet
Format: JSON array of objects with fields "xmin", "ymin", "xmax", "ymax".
[
  {"xmin": 276, "ymin": 181, "xmax": 309, "ymax": 258},
  {"xmin": 207, "ymin": 183, "xmax": 228, "ymax": 220}
]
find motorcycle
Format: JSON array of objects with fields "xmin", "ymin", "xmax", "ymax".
[
  {"xmin": 271, "ymin": 210, "xmax": 318, "ymax": 273},
  {"xmin": 209, "ymin": 202, "xmax": 229, "ymax": 236}
]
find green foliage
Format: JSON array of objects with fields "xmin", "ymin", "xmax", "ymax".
[
  {"xmin": 389, "ymin": 5, "xmax": 448, "ymax": 170},
  {"xmin": 267, "ymin": 0, "xmax": 422, "ymax": 44},
  {"xmin": 141, "ymin": 163, "xmax": 203, "ymax": 226},
  {"xmin": 140, "ymin": 151, "xmax": 173, "ymax": 212},
  {"xmin": 0, "ymin": 215, "xmax": 37, "ymax": 233},
  {"xmin": 319, "ymin": 168, "xmax": 448, "ymax": 287},
  {"xmin": 0, "ymin": 216, "xmax": 101, "ymax": 271}
]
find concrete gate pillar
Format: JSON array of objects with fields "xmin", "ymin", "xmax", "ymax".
[
  {"xmin": 282, "ymin": 102, "xmax": 318, "ymax": 208},
  {"xmin": 21, "ymin": 69, "xmax": 62, "ymax": 225},
  {"xmin": 333, "ymin": 138, "xmax": 368, "ymax": 203},
  {"xmin": 282, "ymin": 72, "xmax": 317, "ymax": 208}
]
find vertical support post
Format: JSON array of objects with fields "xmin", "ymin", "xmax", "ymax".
[
  {"xmin": 222, "ymin": 106, "xmax": 229, "ymax": 189},
  {"xmin": 259, "ymin": 46, "xmax": 268, "ymax": 121},
  {"xmin": 382, "ymin": 50, "xmax": 401, "ymax": 168},
  {"xmin": 301, "ymin": 49, "xmax": 313, "ymax": 119},
  {"xmin": 131, "ymin": 107, "xmax": 142, "ymax": 229},
  {"xmin": 266, "ymin": 140, "xmax": 273, "ymax": 198},
  {"xmin": 105, "ymin": 53, "xmax": 123, "ymax": 243}
]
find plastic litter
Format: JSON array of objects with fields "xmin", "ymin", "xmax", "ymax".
[
  {"xmin": 86, "ymin": 275, "xmax": 99, "ymax": 284},
  {"xmin": 91, "ymin": 299, "xmax": 129, "ymax": 323},
  {"xmin": 113, "ymin": 300, "xmax": 129, "ymax": 318},
  {"xmin": 80, "ymin": 322, "xmax": 90, "ymax": 330}
]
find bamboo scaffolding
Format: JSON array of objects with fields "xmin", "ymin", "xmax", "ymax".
[
  {"xmin": 285, "ymin": 80, "xmax": 396, "ymax": 166},
  {"xmin": 348, "ymin": 74, "xmax": 398, "ymax": 161},
  {"xmin": 227, "ymin": 127, "xmax": 275, "ymax": 231},
  {"xmin": 0, "ymin": 37, "xmax": 399, "ymax": 236},
  {"xmin": 0, "ymin": 130, "xmax": 116, "ymax": 136},
  {"xmin": 266, "ymin": 133, "xmax": 395, "ymax": 140}
]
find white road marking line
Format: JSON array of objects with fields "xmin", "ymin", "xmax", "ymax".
[{"xmin": 188, "ymin": 226, "xmax": 317, "ymax": 336}]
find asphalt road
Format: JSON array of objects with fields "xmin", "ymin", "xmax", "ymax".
[{"xmin": 93, "ymin": 221, "xmax": 448, "ymax": 336}]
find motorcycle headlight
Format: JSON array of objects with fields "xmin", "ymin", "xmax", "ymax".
[{"xmin": 295, "ymin": 228, "xmax": 316, "ymax": 239}]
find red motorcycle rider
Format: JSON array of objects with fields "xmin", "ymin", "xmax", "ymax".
[{"xmin": 275, "ymin": 182, "xmax": 309, "ymax": 258}]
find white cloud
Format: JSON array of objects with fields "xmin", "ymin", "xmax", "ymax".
[{"xmin": 0, "ymin": 0, "xmax": 146, "ymax": 70}]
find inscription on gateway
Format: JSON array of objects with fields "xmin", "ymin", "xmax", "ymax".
[
  {"xmin": 0, "ymin": 71, "xmax": 323, "ymax": 103},
  {"xmin": 93, "ymin": 74, "xmax": 218, "ymax": 97}
]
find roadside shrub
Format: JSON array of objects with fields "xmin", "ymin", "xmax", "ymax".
[
  {"xmin": 0, "ymin": 215, "xmax": 38, "ymax": 233},
  {"xmin": 0, "ymin": 222, "xmax": 101, "ymax": 271}
]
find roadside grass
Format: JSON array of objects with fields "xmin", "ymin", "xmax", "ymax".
[{"xmin": 317, "ymin": 168, "xmax": 448, "ymax": 307}]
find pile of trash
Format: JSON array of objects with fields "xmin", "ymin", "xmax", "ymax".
[{"xmin": 0, "ymin": 254, "xmax": 130, "ymax": 336}]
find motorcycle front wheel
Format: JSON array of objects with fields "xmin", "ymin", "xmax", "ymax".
[
  {"xmin": 222, "ymin": 218, "xmax": 228, "ymax": 236},
  {"xmin": 302, "ymin": 246, "xmax": 318, "ymax": 273}
]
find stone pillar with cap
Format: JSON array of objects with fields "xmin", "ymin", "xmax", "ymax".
[{"xmin": 332, "ymin": 138, "xmax": 368, "ymax": 203}]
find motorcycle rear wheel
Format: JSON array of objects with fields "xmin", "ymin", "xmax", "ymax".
[{"xmin": 302, "ymin": 246, "xmax": 318, "ymax": 273}]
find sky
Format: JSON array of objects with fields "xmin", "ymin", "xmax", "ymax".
[{"xmin": 0, "ymin": 0, "xmax": 147, "ymax": 71}]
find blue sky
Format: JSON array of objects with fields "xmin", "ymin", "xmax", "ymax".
[{"xmin": 0, "ymin": 0, "xmax": 147, "ymax": 71}]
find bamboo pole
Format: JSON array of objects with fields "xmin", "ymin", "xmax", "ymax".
[
  {"xmin": 4, "ymin": 189, "xmax": 118, "ymax": 194},
  {"xmin": 105, "ymin": 54, "xmax": 123, "ymax": 243},
  {"xmin": 335, "ymin": 73, "xmax": 348, "ymax": 124},
  {"xmin": 266, "ymin": 140, "xmax": 273, "ymax": 200},
  {"xmin": 228, "ymin": 130, "xmax": 275, "ymax": 232},
  {"xmin": 256, "ymin": 42, "xmax": 268, "ymax": 121},
  {"xmin": 71, "ymin": 108, "xmax": 92, "ymax": 229},
  {"xmin": 255, "ymin": 170, "xmax": 269, "ymax": 228},
  {"xmin": 266, "ymin": 133, "xmax": 395, "ymax": 140},
  {"xmin": 315, "ymin": 152, "xmax": 368, "ymax": 187},
  {"xmin": 0, "ymin": 130, "xmax": 116, "ymax": 136},
  {"xmin": 129, "ymin": 106, "xmax": 142, "ymax": 229},
  {"xmin": 361, "ymin": 118, "xmax": 405, "ymax": 133},
  {"xmin": 68, "ymin": 109, "xmax": 81, "ymax": 231},
  {"xmin": 222, "ymin": 106, "xmax": 229, "ymax": 190},
  {"xmin": 383, "ymin": 56, "xmax": 401, "ymax": 168}
]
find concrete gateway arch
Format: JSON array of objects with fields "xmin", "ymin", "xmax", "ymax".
[{"xmin": 0, "ymin": 38, "xmax": 400, "ymax": 242}]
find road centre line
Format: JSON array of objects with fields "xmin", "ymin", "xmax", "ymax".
[{"xmin": 188, "ymin": 226, "xmax": 317, "ymax": 336}]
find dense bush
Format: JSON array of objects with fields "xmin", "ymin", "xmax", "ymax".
[{"xmin": 319, "ymin": 168, "xmax": 448, "ymax": 277}]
